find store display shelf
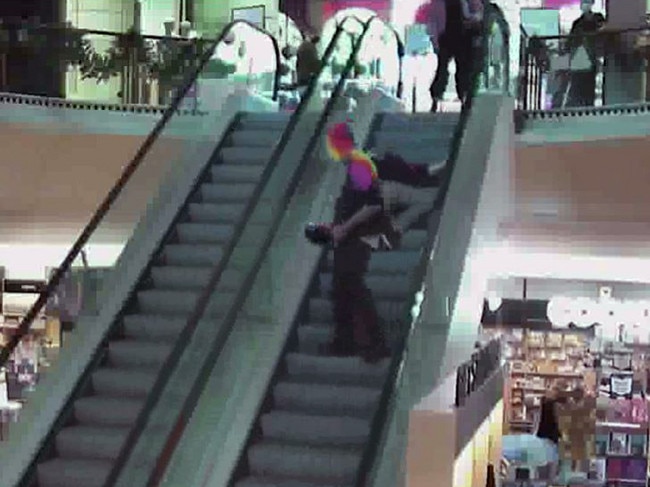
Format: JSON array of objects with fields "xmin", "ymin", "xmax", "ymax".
[
  {"xmin": 596, "ymin": 423, "xmax": 648, "ymax": 435},
  {"xmin": 511, "ymin": 371, "xmax": 584, "ymax": 379}
]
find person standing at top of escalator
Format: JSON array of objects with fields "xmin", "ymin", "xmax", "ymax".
[
  {"xmin": 566, "ymin": 0, "xmax": 606, "ymax": 107},
  {"xmin": 428, "ymin": 0, "xmax": 484, "ymax": 112},
  {"xmin": 296, "ymin": 34, "xmax": 321, "ymax": 90}
]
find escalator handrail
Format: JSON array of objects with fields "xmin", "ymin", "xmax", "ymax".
[
  {"xmin": 353, "ymin": 6, "xmax": 509, "ymax": 486},
  {"xmin": 334, "ymin": 15, "xmax": 405, "ymax": 98},
  {"xmin": 141, "ymin": 13, "xmax": 402, "ymax": 487},
  {"xmin": 0, "ymin": 19, "xmax": 282, "ymax": 370}
]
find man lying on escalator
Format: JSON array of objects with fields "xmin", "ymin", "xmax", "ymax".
[{"xmin": 321, "ymin": 122, "xmax": 444, "ymax": 363}]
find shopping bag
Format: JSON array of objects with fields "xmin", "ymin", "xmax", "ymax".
[{"xmin": 570, "ymin": 45, "xmax": 593, "ymax": 72}]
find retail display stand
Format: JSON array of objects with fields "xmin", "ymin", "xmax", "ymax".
[{"xmin": 496, "ymin": 328, "xmax": 593, "ymax": 434}]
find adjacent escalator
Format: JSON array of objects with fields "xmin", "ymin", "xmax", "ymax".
[{"xmin": 33, "ymin": 111, "xmax": 290, "ymax": 487}]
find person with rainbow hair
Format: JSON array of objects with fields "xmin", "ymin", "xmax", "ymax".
[{"xmin": 321, "ymin": 121, "xmax": 444, "ymax": 363}]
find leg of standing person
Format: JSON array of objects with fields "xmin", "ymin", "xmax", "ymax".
[
  {"xmin": 330, "ymin": 241, "xmax": 387, "ymax": 362},
  {"xmin": 330, "ymin": 241, "xmax": 371, "ymax": 356},
  {"xmin": 584, "ymin": 67, "xmax": 597, "ymax": 106},
  {"xmin": 430, "ymin": 35, "xmax": 454, "ymax": 112},
  {"xmin": 453, "ymin": 33, "xmax": 475, "ymax": 103}
]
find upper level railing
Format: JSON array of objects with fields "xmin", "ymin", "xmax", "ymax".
[
  {"xmin": 518, "ymin": 25, "xmax": 650, "ymax": 112},
  {"xmin": 0, "ymin": 22, "xmax": 283, "ymax": 105}
]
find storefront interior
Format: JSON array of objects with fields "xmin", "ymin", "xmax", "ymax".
[{"xmin": 482, "ymin": 277, "xmax": 650, "ymax": 486}]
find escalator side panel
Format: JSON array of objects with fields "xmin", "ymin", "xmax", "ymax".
[{"xmin": 0, "ymin": 98, "xmax": 244, "ymax": 487}]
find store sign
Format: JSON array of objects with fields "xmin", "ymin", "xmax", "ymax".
[
  {"xmin": 610, "ymin": 373, "xmax": 633, "ymax": 399},
  {"xmin": 546, "ymin": 297, "xmax": 650, "ymax": 330},
  {"xmin": 455, "ymin": 339, "xmax": 502, "ymax": 408}
]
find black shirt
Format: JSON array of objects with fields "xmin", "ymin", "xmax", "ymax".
[
  {"xmin": 444, "ymin": 0, "xmax": 464, "ymax": 38},
  {"xmin": 536, "ymin": 396, "xmax": 563, "ymax": 444},
  {"xmin": 569, "ymin": 12, "xmax": 606, "ymax": 61}
]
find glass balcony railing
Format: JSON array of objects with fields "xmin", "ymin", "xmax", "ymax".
[{"xmin": 518, "ymin": 25, "xmax": 650, "ymax": 111}]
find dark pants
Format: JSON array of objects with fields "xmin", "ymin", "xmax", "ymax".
[
  {"xmin": 430, "ymin": 34, "xmax": 474, "ymax": 102},
  {"xmin": 376, "ymin": 152, "xmax": 441, "ymax": 187},
  {"xmin": 567, "ymin": 69, "xmax": 597, "ymax": 107},
  {"xmin": 331, "ymin": 241, "xmax": 384, "ymax": 352}
]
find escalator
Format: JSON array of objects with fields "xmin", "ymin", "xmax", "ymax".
[
  {"xmin": 33, "ymin": 112, "xmax": 290, "ymax": 487},
  {"xmin": 4, "ymin": 16, "xmax": 405, "ymax": 487},
  {"xmin": 153, "ymin": 5, "xmax": 511, "ymax": 487},
  {"xmin": 229, "ymin": 110, "xmax": 459, "ymax": 487}
]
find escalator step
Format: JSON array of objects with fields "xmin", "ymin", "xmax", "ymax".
[
  {"xmin": 235, "ymin": 476, "xmax": 351, "ymax": 487},
  {"xmin": 211, "ymin": 164, "xmax": 265, "ymax": 182},
  {"xmin": 285, "ymin": 353, "xmax": 389, "ymax": 387},
  {"xmin": 247, "ymin": 441, "xmax": 361, "ymax": 483},
  {"xmin": 107, "ymin": 340, "xmax": 172, "ymax": 369},
  {"xmin": 176, "ymin": 222, "xmax": 234, "ymax": 244},
  {"xmin": 74, "ymin": 396, "xmax": 144, "ymax": 427},
  {"xmin": 272, "ymin": 382, "xmax": 381, "ymax": 418},
  {"xmin": 188, "ymin": 202, "xmax": 245, "ymax": 223},
  {"xmin": 121, "ymin": 314, "xmax": 187, "ymax": 341},
  {"xmin": 199, "ymin": 183, "xmax": 257, "ymax": 203},
  {"xmin": 91, "ymin": 368, "xmax": 157, "ymax": 398},
  {"xmin": 37, "ymin": 459, "xmax": 112, "ymax": 487},
  {"xmin": 260, "ymin": 411, "xmax": 370, "ymax": 447},
  {"xmin": 161, "ymin": 244, "xmax": 224, "ymax": 266},
  {"xmin": 55, "ymin": 425, "xmax": 129, "ymax": 461}
]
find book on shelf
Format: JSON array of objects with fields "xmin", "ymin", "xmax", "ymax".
[{"xmin": 609, "ymin": 432, "xmax": 631, "ymax": 455}]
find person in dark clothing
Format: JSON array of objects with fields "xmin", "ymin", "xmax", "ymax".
[
  {"xmin": 429, "ymin": 0, "xmax": 483, "ymax": 112},
  {"xmin": 502, "ymin": 384, "xmax": 568, "ymax": 473},
  {"xmin": 566, "ymin": 0, "xmax": 606, "ymax": 107},
  {"xmin": 324, "ymin": 123, "xmax": 443, "ymax": 363},
  {"xmin": 296, "ymin": 34, "xmax": 321, "ymax": 88}
]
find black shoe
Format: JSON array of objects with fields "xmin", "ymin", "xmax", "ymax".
[{"xmin": 430, "ymin": 98, "xmax": 439, "ymax": 113}]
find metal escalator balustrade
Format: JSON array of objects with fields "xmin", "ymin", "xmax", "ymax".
[{"xmin": 0, "ymin": 18, "xmax": 284, "ymax": 487}]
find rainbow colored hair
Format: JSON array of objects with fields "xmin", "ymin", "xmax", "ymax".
[{"xmin": 326, "ymin": 122, "xmax": 378, "ymax": 191}]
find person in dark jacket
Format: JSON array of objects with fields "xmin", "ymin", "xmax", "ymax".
[
  {"xmin": 566, "ymin": 0, "xmax": 606, "ymax": 107},
  {"xmin": 324, "ymin": 123, "xmax": 443, "ymax": 363},
  {"xmin": 296, "ymin": 34, "xmax": 321, "ymax": 88}
]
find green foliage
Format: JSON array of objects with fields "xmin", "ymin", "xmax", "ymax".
[{"xmin": 0, "ymin": 24, "xmax": 231, "ymax": 85}]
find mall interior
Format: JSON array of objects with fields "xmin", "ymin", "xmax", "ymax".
[{"xmin": 1, "ymin": 0, "xmax": 650, "ymax": 486}]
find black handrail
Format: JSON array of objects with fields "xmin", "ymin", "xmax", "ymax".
[
  {"xmin": 0, "ymin": 19, "xmax": 281, "ymax": 370},
  {"xmin": 142, "ymin": 13, "xmax": 401, "ymax": 487},
  {"xmin": 353, "ymin": 6, "xmax": 507, "ymax": 486},
  {"xmin": 528, "ymin": 24, "xmax": 648, "ymax": 42}
]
